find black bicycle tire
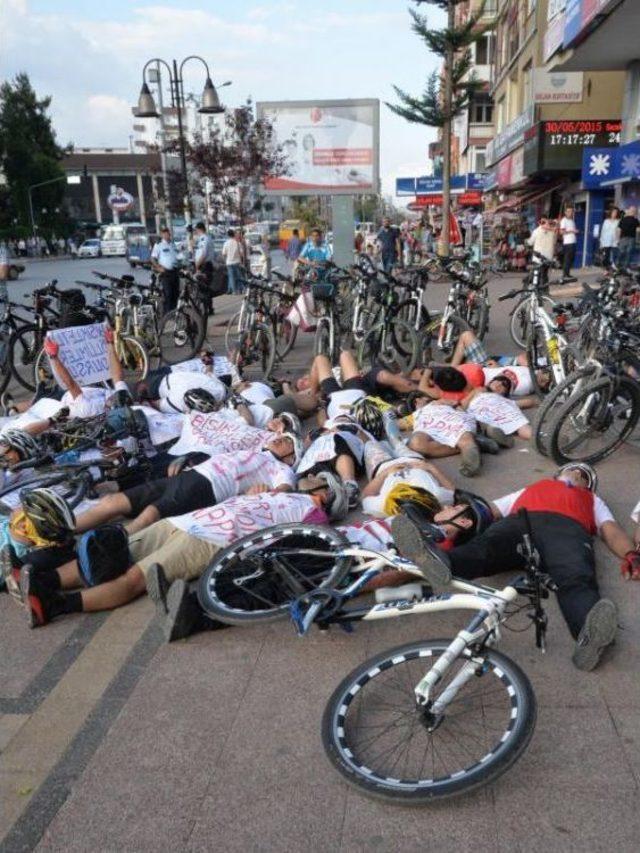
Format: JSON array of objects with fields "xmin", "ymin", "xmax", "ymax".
[
  {"xmin": 358, "ymin": 320, "xmax": 418, "ymax": 373},
  {"xmin": 197, "ymin": 523, "xmax": 352, "ymax": 625},
  {"xmin": 472, "ymin": 295, "xmax": 489, "ymax": 341},
  {"xmin": 532, "ymin": 365, "xmax": 598, "ymax": 456},
  {"xmin": 159, "ymin": 306, "xmax": 205, "ymax": 365},
  {"xmin": 322, "ymin": 639, "xmax": 537, "ymax": 804},
  {"xmin": 510, "ymin": 295, "xmax": 556, "ymax": 349},
  {"xmin": 8, "ymin": 323, "xmax": 42, "ymax": 392},
  {"xmin": 548, "ymin": 374, "xmax": 640, "ymax": 465}
]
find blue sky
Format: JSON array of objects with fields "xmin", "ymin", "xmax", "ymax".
[{"xmin": 3, "ymin": 0, "xmax": 444, "ymax": 195}]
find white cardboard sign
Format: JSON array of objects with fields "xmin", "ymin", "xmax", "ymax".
[{"xmin": 47, "ymin": 323, "xmax": 109, "ymax": 387}]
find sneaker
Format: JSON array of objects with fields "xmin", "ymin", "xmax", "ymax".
[
  {"xmin": 162, "ymin": 579, "xmax": 200, "ymax": 643},
  {"xmin": 475, "ymin": 434, "xmax": 501, "ymax": 455},
  {"xmin": 146, "ymin": 563, "xmax": 171, "ymax": 612},
  {"xmin": 391, "ymin": 515, "xmax": 453, "ymax": 587},
  {"xmin": 20, "ymin": 565, "xmax": 57, "ymax": 628},
  {"xmin": 344, "ymin": 480, "xmax": 361, "ymax": 510},
  {"xmin": 458, "ymin": 439, "xmax": 481, "ymax": 477},
  {"xmin": 572, "ymin": 598, "xmax": 617, "ymax": 671},
  {"xmin": 1, "ymin": 544, "xmax": 23, "ymax": 604},
  {"xmin": 482, "ymin": 425, "xmax": 515, "ymax": 449}
]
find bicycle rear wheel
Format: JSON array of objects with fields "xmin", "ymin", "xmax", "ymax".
[
  {"xmin": 532, "ymin": 366, "xmax": 597, "ymax": 456},
  {"xmin": 9, "ymin": 323, "xmax": 42, "ymax": 392},
  {"xmin": 197, "ymin": 523, "xmax": 352, "ymax": 625},
  {"xmin": 548, "ymin": 374, "xmax": 640, "ymax": 464},
  {"xmin": 273, "ymin": 307, "xmax": 298, "ymax": 359},
  {"xmin": 232, "ymin": 322, "xmax": 276, "ymax": 379},
  {"xmin": 159, "ymin": 306, "xmax": 204, "ymax": 365},
  {"xmin": 322, "ymin": 639, "xmax": 536, "ymax": 804}
]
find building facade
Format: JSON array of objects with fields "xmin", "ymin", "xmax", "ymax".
[{"xmin": 485, "ymin": 0, "xmax": 625, "ymax": 264}]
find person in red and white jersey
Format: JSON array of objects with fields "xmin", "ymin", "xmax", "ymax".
[{"xmin": 393, "ymin": 463, "xmax": 640, "ymax": 671}]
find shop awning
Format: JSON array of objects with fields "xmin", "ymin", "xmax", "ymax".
[{"xmin": 493, "ymin": 181, "xmax": 565, "ymax": 213}]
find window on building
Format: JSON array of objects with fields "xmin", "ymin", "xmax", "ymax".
[
  {"xmin": 475, "ymin": 34, "xmax": 494, "ymax": 66},
  {"xmin": 470, "ymin": 94, "xmax": 494, "ymax": 124},
  {"xmin": 473, "ymin": 148, "xmax": 487, "ymax": 172},
  {"xmin": 522, "ymin": 61, "xmax": 534, "ymax": 107}
]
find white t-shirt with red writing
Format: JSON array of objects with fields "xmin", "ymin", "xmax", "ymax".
[
  {"xmin": 192, "ymin": 449, "xmax": 296, "ymax": 503},
  {"xmin": 413, "ymin": 402, "xmax": 476, "ymax": 448},
  {"xmin": 467, "ymin": 392, "xmax": 529, "ymax": 435},
  {"xmin": 169, "ymin": 492, "xmax": 327, "ymax": 545},
  {"xmin": 338, "ymin": 517, "xmax": 394, "ymax": 551},
  {"xmin": 483, "ymin": 366, "xmax": 533, "ymax": 397},
  {"xmin": 169, "ymin": 410, "xmax": 271, "ymax": 457}
]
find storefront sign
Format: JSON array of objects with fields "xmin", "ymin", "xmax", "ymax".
[
  {"xmin": 525, "ymin": 119, "xmax": 621, "ymax": 173},
  {"xmin": 396, "ymin": 174, "xmax": 472, "ymax": 196},
  {"xmin": 486, "ymin": 105, "xmax": 536, "ymax": 167},
  {"xmin": 544, "ymin": 11, "xmax": 566, "ymax": 61},
  {"xmin": 533, "ymin": 70, "xmax": 584, "ymax": 103},
  {"xmin": 107, "ymin": 186, "xmax": 134, "ymax": 213},
  {"xmin": 563, "ymin": 0, "xmax": 610, "ymax": 48},
  {"xmin": 467, "ymin": 172, "xmax": 487, "ymax": 191},
  {"xmin": 582, "ymin": 139, "xmax": 640, "ymax": 188},
  {"xmin": 497, "ymin": 148, "xmax": 525, "ymax": 189}
]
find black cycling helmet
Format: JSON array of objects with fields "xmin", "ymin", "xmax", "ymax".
[
  {"xmin": 20, "ymin": 487, "xmax": 76, "ymax": 543},
  {"xmin": 183, "ymin": 388, "xmax": 222, "ymax": 413},
  {"xmin": 351, "ymin": 397, "xmax": 384, "ymax": 439},
  {"xmin": 451, "ymin": 489, "xmax": 494, "ymax": 544},
  {"xmin": 0, "ymin": 429, "xmax": 40, "ymax": 462}
]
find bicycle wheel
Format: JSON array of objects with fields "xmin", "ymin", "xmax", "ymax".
[
  {"xmin": 510, "ymin": 295, "xmax": 555, "ymax": 349},
  {"xmin": 224, "ymin": 309, "xmax": 244, "ymax": 354},
  {"xmin": 358, "ymin": 320, "xmax": 418, "ymax": 373},
  {"xmin": 532, "ymin": 366, "xmax": 598, "ymax": 456},
  {"xmin": 117, "ymin": 335, "xmax": 148, "ymax": 383},
  {"xmin": 548, "ymin": 374, "xmax": 640, "ymax": 464},
  {"xmin": 273, "ymin": 307, "xmax": 298, "ymax": 360},
  {"xmin": 197, "ymin": 523, "xmax": 353, "ymax": 625},
  {"xmin": 467, "ymin": 294, "xmax": 489, "ymax": 340},
  {"xmin": 159, "ymin": 306, "xmax": 204, "ymax": 365},
  {"xmin": 322, "ymin": 639, "xmax": 537, "ymax": 804},
  {"xmin": 314, "ymin": 320, "xmax": 337, "ymax": 362},
  {"xmin": 232, "ymin": 322, "xmax": 276, "ymax": 379},
  {"xmin": 9, "ymin": 323, "xmax": 43, "ymax": 392},
  {"xmin": 525, "ymin": 327, "xmax": 555, "ymax": 398},
  {"xmin": 0, "ymin": 327, "xmax": 13, "ymax": 395}
]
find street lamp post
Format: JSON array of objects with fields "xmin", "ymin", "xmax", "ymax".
[{"xmin": 136, "ymin": 56, "xmax": 225, "ymax": 225}]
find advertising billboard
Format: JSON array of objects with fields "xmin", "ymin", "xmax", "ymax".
[
  {"xmin": 256, "ymin": 99, "xmax": 379, "ymax": 195},
  {"xmin": 533, "ymin": 70, "xmax": 584, "ymax": 103}
]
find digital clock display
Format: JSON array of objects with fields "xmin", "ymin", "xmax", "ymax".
[{"xmin": 524, "ymin": 120, "xmax": 622, "ymax": 173}]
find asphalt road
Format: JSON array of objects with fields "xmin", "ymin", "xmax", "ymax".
[{"xmin": 1, "ymin": 261, "xmax": 640, "ymax": 851}]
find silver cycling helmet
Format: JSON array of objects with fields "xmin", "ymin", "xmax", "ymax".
[
  {"xmin": 280, "ymin": 432, "xmax": 305, "ymax": 467},
  {"xmin": 301, "ymin": 470, "xmax": 349, "ymax": 521},
  {"xmin": 278, "ymin": 411, "xmax": 302, "ymax": 435},
  {"xmin": 0, "ymin": 429, "xmax": 40, "ymax": 462},
  {"xmin": 556, "ymin": 462, "xmax": 598, "ymax": 492}
]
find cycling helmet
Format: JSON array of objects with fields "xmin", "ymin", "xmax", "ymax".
[
  {"xmin": 183, "ymin": 388, "xmax": 222, "ymax": 414},
  {"xmin": 0, "ymin": 429, "xmax": 40, "ymax": 462},
  {"xmin": 20, "ymin": 487, "xmax": 75, "ymax": 543},
  {"xmin": 350, "ymin": 397, "xmax": 384, "ymax": 439},
  {"xmin": 384, "ymin": 483, "xmax": 442, "ymax": 518},
  {"xmin": 451, "ymin": 489, "xmax": 494, "ymax": 544},
  {"xmin": 302, "ymin": 470, "xmax": 349, "ymax": 521},
  {"xmin": 281, "ymin": 432, "xmax": 304, "ymax": 467},
  {"xmin": 278, "ymin": 412, "xmax": 302, "ymax": 436},
  {"xmin": 556, "ymin": 463, "xmax": 598, "ymax": 492}
]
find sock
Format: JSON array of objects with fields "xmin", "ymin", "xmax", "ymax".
[{"xmin": 58, "ymin": 591, "xmax": 83, "ymax": 616}]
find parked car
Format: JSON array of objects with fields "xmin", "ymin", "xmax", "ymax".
[
  {"xmin": 7, "ymin": 262, "xmax": 25, "ymax": 281},
  {"xmin": 77, "ymin": 239, "xmax": 102, "ymax": 259}
]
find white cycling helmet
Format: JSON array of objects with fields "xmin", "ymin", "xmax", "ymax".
[
  {"xmin": 282, "ymin": 431, "xmax": 304, "ymax": 467},
  {"xmin": 299, "ymin": 471, "xmax": 349, "ymax": 521},
  {"xmin": 278, "ymin": 412, "xmax": 302, "ymax": 436},
  {"xmin": 556, "ymin": 462, "xmax": 598, "ymax": 492}
]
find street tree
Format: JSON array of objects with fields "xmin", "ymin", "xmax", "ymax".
[
  {"xmin": 0, "ymin": 73, "xmax": 69, "ymax": 235},
  {"xmin": 176, "ymin": 101, "xmax": 289, "ymax": 226},
  {"xmin": 388, "ymin": 0, "xmax": 488, "ymax": 254}
]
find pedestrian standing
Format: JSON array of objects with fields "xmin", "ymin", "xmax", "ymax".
[
  {"xmin": 599, "ymin": 207, "xmax": 620, "ymax": 268},
  {"xmin": 376, "ymin": 217, "xmax": 400, "ymax": 273},
  {"xmin": 150, "ymin": 226, "xmax": 180, "ymax": 311},
  {"xmin": 617, "ymin": 206, "xmax": 639, "ymax": 269},
  {"xmin": 194, "ymin": 221, "xmax": 216, "ymax": 286},
  {"xmin": 221, "ymin": 228, "xmax": 245, "ymax": 294},
  {"xmin": 559, "ymin": 204, "xmax": 579, "ymax": 282},
  {"xmin": 18, "ymin": 238, "xmax": 26, "ymax": 257},
  {"xmin": 286, "ymin": 228, "xmax": 302, "ymax": 265}
]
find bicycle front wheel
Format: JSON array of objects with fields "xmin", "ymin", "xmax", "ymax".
[
  {"xmin": 9, "ymin": 323, "xmax": 43, "ymax": 392},
  {"xmin": 358, "ymin": 320, "xmax": 418, "ymax": 373},
  {"xmin": 232, "ymin": 322, "xmax": 276, "ymax": 379},
  {"xmin": 549, "ymin": 374, "xmax": 640, "ymax": 464},
  {"xmin": 197, "ymin": 523, "xmax": 353, "ymax": 625},
  {"xmin": 117, "ymin": 335, "xmax": 148, "ymax": 383},
  {"xmin": 322, "ymin": 639, "xmax": 537, "ymax": 804},
  {"xmin": 532, "ymin": 366, "xmax": 598, "ymax": 456},
  {"xmin": 159, "ymin": 307, "xmax": 205, "ymax": 365}
]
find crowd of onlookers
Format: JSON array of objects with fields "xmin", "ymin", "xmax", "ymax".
[{"xmin": 2, "ymin": 235, "xmax": 80, "ymax": 258}]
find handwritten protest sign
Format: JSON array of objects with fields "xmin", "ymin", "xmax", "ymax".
[{"xmin": 47, "ymin": 323, "xmax": 109, "ymax": 387}]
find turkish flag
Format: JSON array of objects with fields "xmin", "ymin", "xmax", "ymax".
[{"xmin": 449, "ymin": 212, "xmax": 463, "ymax": 246}]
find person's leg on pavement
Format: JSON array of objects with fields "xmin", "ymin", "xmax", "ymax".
[
  {"xmin": 125, "ymin": 504, "xmax": 161, "ymax": 535},
  {"xmin": 74, "ymin": 492, "xmax": 133, "ymax": 533},
  {"xmin": 339, "ymin": 350, "xmax": 361, "ymax": 381},
  {"xmin": 409, "ymin": 431, "xmax": 458, "ymax": 458},
  {"xmin": 308, "ymin": 353, "xmax": 335, "ymax": 396}
]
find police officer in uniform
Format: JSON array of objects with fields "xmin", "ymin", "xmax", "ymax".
[
  {"xmin": 150, "ymin": 226, "xmax": 179, "ymax": 311},
  {"xmin": 194, "ymin": 221, "xmax": 216, "ymax": 285}
]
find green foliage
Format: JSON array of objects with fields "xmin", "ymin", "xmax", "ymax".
[
  {"xmin": 290, "ymin": 198, "xmax": 328, "ymax": 232},
  {"xmin": 387, "ymin": 1, "xmax": 489, "ymax": 128},
  {"xmin": 0, "ymin": 73, "xmax": 69, "ymax": 233}
]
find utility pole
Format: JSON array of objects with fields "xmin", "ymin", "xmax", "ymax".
[{"xmin": 440, "ymin": 0, "xmax": 456, "ymax": 256}]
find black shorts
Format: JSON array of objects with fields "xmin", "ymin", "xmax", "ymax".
[
  {"xmin": 320, "ymin": 372, "xmax": 378, "ymax": 398},
  {"xmin": 134, "ymin": 367, "xmax": 171, "ymax": 402},
  {"xmin": 303, "ymin": 435, "xmax": 361, "ymax": 476},
  {"xmin": 123, "ymin": 469, "xmax": 215, "ymax": 518}
]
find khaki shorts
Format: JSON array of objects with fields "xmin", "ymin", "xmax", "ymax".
[{"xmin": 128, "ymin": 519, "xmax": 219, "ymax": 583}]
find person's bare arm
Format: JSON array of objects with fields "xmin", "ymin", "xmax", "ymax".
[
  {"xmin": 45, "ymin": 339, "xmax": 82, "ymax": 399},
  {"xmin": 515, "ymin": 395, "xmax": 539, "ymax": 410},
  {"xmin": 600, "ymin": 520, "xmax": 635, "ymax": 559},
  {"xmin": 362, "ymin": 467, "xmax": 396, "ymax": 498},
  {"xmin": 458, "ymin": 387, "xmax": 484, "ymax": 410}
]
